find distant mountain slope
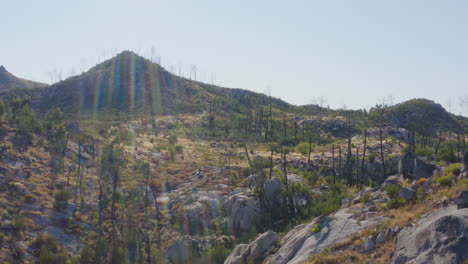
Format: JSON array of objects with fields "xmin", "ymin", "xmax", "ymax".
[
  {"xmin": 384, "ymin": 98, "xmax": 459, "ymax": 134},
  {"xmin": 30, "ymin": 51, "xmax": 294, "ymax": 119},
  {"xmin": 0, "ymin": 66, "xmax": 47, "ymax": 90}
]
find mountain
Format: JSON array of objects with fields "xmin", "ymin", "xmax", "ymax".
[
  {"xmin": 0, "ymin": 65, "xmax": 47, "ymax": 90},
  {"xmin": 30, "ymin": 51, "xmax": 294, "ymax": 119}
]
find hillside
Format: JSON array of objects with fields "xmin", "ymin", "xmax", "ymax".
[
  {"xmin": 0, "ymin": 51, "xmax": 467, "ymax": 264},
  {"xmin": 29, "ymin": 51, "xmax": 295, "ymax": 120},
  {"xmin": 0, "ymin": 66, "xmax": 47, "ymax": 91}
]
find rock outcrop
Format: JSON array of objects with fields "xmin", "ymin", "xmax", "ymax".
[
  {"xmin": 224, "ymin": 230, "xmax": 280, "ymax": 264},
  {"xmin": 172, "ymin": 190, "xmax": 225, "ymax": 235},
  {"xmin": 267, "ymin": 205, "xmax": 386, "ymax": 264},
  {"xmin": 392, "ymin": 206, "xmax": 468, "ymax": 264},
  {"xmin": 224, "ymin": 190, "xmax": 261, "ymax": 235},
  {"xmin": 399, "ymin": 187, "xmax": 416, "ymax": 201},
  {"xmin": 456, "ymin": 191, "xmax": 468, "ymax": 209},
  {"xmin": 398, "ymin": 152, "xmax": 438, "ymax": 180}
]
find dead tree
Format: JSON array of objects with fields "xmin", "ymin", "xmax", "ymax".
[
  {"xmin": 332, "ymin": 145, "xmax": 336, "ymax": 187},
  {"xmin": 361, "ymin": 130, "xmax": 367, "ymax": 188},
  {"xmin": 379, "ymin": 128, "xmax": 386, "ymax": 178}
]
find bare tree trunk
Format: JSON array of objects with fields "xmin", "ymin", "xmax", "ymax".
[
  {"xmin": 282, "ymin": 149, "xmax": 288, "ymax": 191},
  {"xmin": 307, "ymin": 135, "xmax": 312, "ymax": 169},
  {"xmin": 379, "ymin": 128, "xmax": 386, "ymax": 178},
  {"xmin": 243, "ymin": 132, "xmax": 252, "ymax": 171},
  {"xmin": 361, "ymin": 130, "xmax": 367, "ymax": 188},
  {"xmin": 435, "ymin": 129, "xmax": 443, "ymax": 157},
  {"xmin": 338, "ymin": 146, "xmax": 342, "ymax": 180},
  {"xmin": 283, "ymin": 115, "xmax": 287, "ymax": 138},
  {"xmin": 356, "ymin": 146, "xmax": 359, "ymax": 187},
  {"xmin": 269, "ymin": 151, "xmax": 273, "ymax": 179},
  {"xmin": 332, "ymin": 145, "xmax": 336, "ymax": 187},
  {"xmin": 74, "ymin": 141, "xmax": 82, "ymax": 203}
]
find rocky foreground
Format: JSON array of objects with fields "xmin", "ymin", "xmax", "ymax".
[{"xmin": 222, "ymin": 151, "xmax": 468, "ymax": 264}]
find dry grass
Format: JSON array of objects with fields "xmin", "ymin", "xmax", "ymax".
[{"xmin": 306, "ymin": 250, "xmax": 367, "ymax": 264}]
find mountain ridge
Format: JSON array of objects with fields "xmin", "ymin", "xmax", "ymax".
[{"xmin": 0, "ymin": 65, "xmax": 47, "ymax": 91}]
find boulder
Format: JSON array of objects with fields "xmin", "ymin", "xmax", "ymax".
[
  {"xmin": 399, "ymin": 187, "xmax": 416, "ymax": 201},
  {"xmin": 398, "ymin": 152, "xmax": 438, "ymax": 180},
  {"xmin": 178, "ymin": 191, "xmax": 224, "ymax": 235},
  {"xmin": 381, "ymin": 175, "xmax": 402, "ymax": 189},
  {"xmin": 224, "ymin": 230, "xmax": 280, "ymax": 264},
  {"xmin": 375, "ymin": 230, "xmax": 386, "ymax": 243},
  {"xmin": 363, "ymin": 236, "xmax": 375, "ymax": 251},
  {"xmin": 398, "ymin": 152, "xmax": 417, "ymax": 179},
  {"xmin": 224, "ymin": 192, "xmax": 260, "ymax": 235},
  {"xmin": 392, "ymin": 206, "xmax": 468, "ymax": 264},
  {"xmin": 413, "ymin": 157, "xmax": 438, "ymax": 179},
  {"xmin": 166, "ymin": 236, "xmax": 201, "ymax": 264},
  {"xmin": 456, "ymin": 191, "xmax": 468, "ymax": 209}
]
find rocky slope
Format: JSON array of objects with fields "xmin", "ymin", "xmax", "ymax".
[{"xmin": 223, "ymin": 152, "xmax": 468, "ymax": 264}]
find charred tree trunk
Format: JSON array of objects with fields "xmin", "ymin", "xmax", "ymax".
[
  {"xmin": 379, "ymin": 128, "xmax": 386, "ymax": 178},
  {"xmin": 332, "ymin": 145, "xmax": 336, "ymax": 187},
  {"xmin": 361, "ymin": 130, "xmax": 367, "ymax": 188}
]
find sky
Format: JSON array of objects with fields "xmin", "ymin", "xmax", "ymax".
[{"xmin": 1, "ymin": 0, "xmax": 468, "ymax": 115}]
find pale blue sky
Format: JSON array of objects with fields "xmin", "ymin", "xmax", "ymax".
[{"xmin": 1, "ymin": 0, "xmax": 468, "ymax": 115}]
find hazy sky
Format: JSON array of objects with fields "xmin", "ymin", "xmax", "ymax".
[{"xmin": 1, "ymin": 0, "xmax": 468, "ymax": 115}]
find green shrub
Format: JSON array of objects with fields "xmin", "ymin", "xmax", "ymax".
[
  {"xmin": 175, "ymin": 145, "xmax": 183, "ymax": 154},
  {"xmin": 458, "ymin": 178, "xmax": 468, "ymax": 189},
  {"xmin": 168, "ymin": 134, "xmax": 177, "ymax": 145},
  {"xmin": 311, "ymin": 223, "xmax": 321, "ymax": 233},
  {"xmin": 206, "ymin": 245, "xmax": 232, "ymax": 264},
  {"xmin": 362, "ymin": 193, "xmax": 371, "ymax": 204},
  {"xmin": 30, "ymin": 233, "xmax": 59, "ymax": 253},
  {"xmin": 385, "ymin": 184, "xmax": 401, "ymax": 199},
  {"xmin": 13, "ymin": 216, "xmax": 25, "ymax": 231},
  {"xmin": 446, "ymin": 163, "xmax": 462, "ymax": 177},
  {"xmin": 295, "ymin": 142, "xmax": 311, "ymax": 155},
  {"xmin": 438, "ymin": 147, "xmax": 455, "ymax": 163},
  {"xmin": 434, "ymin": 175, "xmax": 453, "ymax": 186},
  {"xmin": 0, "ymin": 233, "xmax": 5, "ymax": 245},
  {"xmin": 54, "ymin": 190, "xmax": 70, "ymax": 211},
  {"xmin": 415, "ymin": 147, "xmax": 435, "ymax": 157},
  {"xmin": 39, "ymin": 246, "xmax": 68, "ymax": 264},
  {"xmin": 387, "ymin": 197, "xmax": 405, "ymax": 209},
  {"xmin": 368, "ymin": 152, "xmax": 376, "ymax": 163}
]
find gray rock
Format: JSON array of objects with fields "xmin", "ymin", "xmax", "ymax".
[
  {"xmin": 399, "ymin": 152, "xmax": 417, "ymax": 179},
  {"xmin": 179, "ymin": 191, "xmax": 225, "ymax": 235},
  {"xmin": 263, "ymin": 178, "xmax": 282, "ymax": 210},
  {"xmin": 341, "ymin": 198, "xmax": 352, "ymax": 209},
  {"xmin": 398, "ymin": 152, "xmax": 438, "ymax": 180},
  {"xmin": 224, "ymin": 230, "xmax": 280, "ymax": 264},
  {"xmin": 456, "ymin": 190, "xmax": 468, "ymax": 209},
  {"xmin": 392, "ymin": 206, "xmax": 468, "ymax": 264},
  {"xmin": 166, "ymin": 236, "xmax": 201, "ymax": 264},
  {"xmin": 375, "ymin": 230, "xmax": 386, "ymax": 243},
  {"xmin": 413, "ymin": 158, "xmax": 438, "ymax": 179},
  {"xmin": 42, "ymin": 226, "xmax": 80, "ymax": 254},
  {"xmin": 267, "ymin": 207, "xmax": 386, "ymax": 264},
  {"xmin": 385, "ymin": 227, "xmax": 394, "ymax": 238},
  {"xmin": 363, "ymin": 236, "xmax": 375, "ymax": 251},
  {"xmin": 382, "ymin": 175, "xmax": 402, "ymax": 189},
  {"xmin": 224, "ymin": 192, "xmax": 260, "ymax": 235},
  {"xmin": 399, "ymin": 187, "xmax": 416, "ymax": 201}
]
